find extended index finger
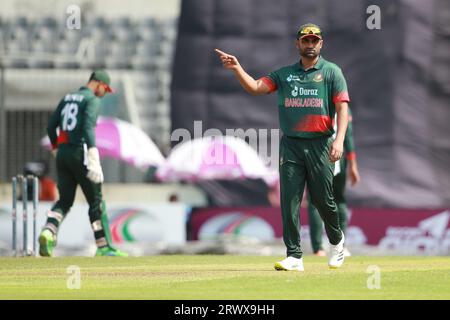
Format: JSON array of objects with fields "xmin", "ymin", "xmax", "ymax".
[{"xmin": 214, "ymin": 48, "xmax": 228, "ymax": 57}]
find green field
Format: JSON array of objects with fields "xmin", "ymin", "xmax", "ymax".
[{"xmin": 0, "ymin": 255, "xmax": 449, "ymax": 300}]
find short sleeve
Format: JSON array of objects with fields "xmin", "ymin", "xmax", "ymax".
[
  {"xmin": 260, "ymin": 70, "xmax": 280, "ymax": 93},
  {"xmin": 332, "ymin": 67, "xmax": 350, "ymax": 103},
  {"xmin": 83, "ymin": 97, "xmax": 100, "ymax": 148},
  {"xmin": 47, "ymin": 99, "xmax": 65, "ymax": 149}
]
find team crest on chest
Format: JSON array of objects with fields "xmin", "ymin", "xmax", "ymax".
[{"xmin": 313, "ymin": 73, "xmax": 323, "ymax": 82}]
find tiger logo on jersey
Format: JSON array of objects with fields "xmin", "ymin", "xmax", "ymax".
[{"xmin": 313, "ymin": 73, "xmax": 323, "ymax": 82}]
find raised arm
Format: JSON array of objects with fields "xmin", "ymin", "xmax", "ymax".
[{"xmin": 214, "ymin": 48, "xmax": 271, "ymax": 96}]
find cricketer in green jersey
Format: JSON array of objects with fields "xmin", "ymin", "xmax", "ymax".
[
  {"xmin": 215, "ymin": 23, "xmax": 349, "ymax": 270},
  {"xmin": 308, "ymin": 109, "xmax": 361, "ymax": 257},
  {"xmin": 39, "ymin": 70, "xmax": 127, "ymax": 257}
]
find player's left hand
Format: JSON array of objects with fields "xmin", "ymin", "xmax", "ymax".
[
  {"xmin": 51, "ymin": 149, "xmax": 58, "ymax": 158},
  {"xmin": 348, "ymin": 160, "xmax": 361, "ymax": 186},
  {"xmin": 329, "ymin": 140, "xmax": 343, "ymax": 162}
]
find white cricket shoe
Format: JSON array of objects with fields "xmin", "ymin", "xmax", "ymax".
[
  {"xmin": 328, "ymin": 233, "xmax": 345, "ymax": 269},
  {"xmin": 274, "ymin": 256, "xmax": 304, "ymax": 271}
]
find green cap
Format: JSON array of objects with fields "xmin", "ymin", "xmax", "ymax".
[
  {"xmin": 89, "ymin": 70, "xmax": 114, "ymax": 93},
  {"xmin": 297, "ymin": 23, "xmax": 322, "ymax": 40}
]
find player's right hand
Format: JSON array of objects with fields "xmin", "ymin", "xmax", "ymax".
[
  {"xmin": 215, "ymin": 48, "xmax": 240, "ymax": 70},
  {"xmin": 51, "ymin": 149, "xmax": 58, "ymax": 158},
  {"xmin": 86, "ymin": 147, "xmax": 104, "ymax": 184},
  {"xmin": 329, "ymin": 139, "xmax": 344, "ymax": 163}
]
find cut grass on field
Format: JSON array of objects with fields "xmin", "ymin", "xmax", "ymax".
[{"xmin": 0, "ymin": 255, "xmax": 449, "ymax": 300}]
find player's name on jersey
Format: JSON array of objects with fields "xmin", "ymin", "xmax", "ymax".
[
  {"xmin": 284, "ymin": 97, "xmax": 323, "ymax": 108},
  {"xmin": 64, "ymin": 94, "xmax": 85, "ymax": 102}
]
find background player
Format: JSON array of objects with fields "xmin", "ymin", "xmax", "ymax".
[
  {"xmin": 308, "ymin": 108, "xmax": 361, "ymax": 257},
  {"xmin": 39, "ymin": 70, "xmax": 128, "ymax": 257}
]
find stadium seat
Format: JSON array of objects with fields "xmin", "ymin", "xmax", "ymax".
[
  {"xmin": 56, "ymin": 40, "xmax": 79, "ymax": 54},
  {"xmin": 135, "ymin": 73, "xmax": 159, "ymax": 87},
  {"xmin": 139, "ymin": 17, "xmax": 157, "ymax": 29},
  {"xmin": 135, "ymin": 86, "xmax": 159, "ymax": 102},
  {"xmin": 111, "ymin": 16, "xmax": 132, "ymax": 29},
  {"xmin": 6, "ymin": 26, "xmax": 30, "ymax": 45},
  {"xmin": 137, "ymin": 27, "xmax": 155, "ymax": 42},
  {"xmin": 106, "ymin": 43, "xmax": 134, "ymax": 69},
  {"xmin": 160, "ymin": 41, "xmax": 175, "ymax": 58},
  {"xmin": 79, "ymin": 43, "xmax": 109, "ymax": 69},
  {"xmin": 31, "ymin": 40, "xmax": 53, "ymax": 53},
  {"xmin": 32, "ymin": 29, "xmax": 57, "ymax": 53},
  {"xmin": 136, "ymin": 41, "xmax": 160, "ymax": 57},
  {"xmin": 27, "ymin": 57, "xmax": 54, "ymax": 68},
  {"xmin": 1, "ymin": 56, "xmax": 28, "ymax": 68},
  {"xmin": 54, "ymin": 40, "xmax": 81, "ymax": 68},
  {"xmin": 131, "ymin": 57, "xmax": 157, "ymax": 70},
  {"xmin": 113, "ymin": 27, "xmax": 138, "ymax": 43},
  {"xmin": 157, "ymin": 18, "xmax": 178, "ymax": 41},
  {"xmin": 90, "ymin": 27, "xmax": 114, "ymax": 42},
  {"xmin": 60, "ymin": 31, "xmax": 82, "ymax": 48},
  {"xmin": 35, "ymin": 16, "xmax": 57, "ymax": 29},
  {"xmin": 85, "ymin": 16, "xmax": 108, "ymax": 29},
  {"xmin": 53, "ymin": 59, "xmax": 80, "ymax": 69},
  {"xmin": 111, "ymin": 40, "xmax": 136, "ymax": 56},
  {"xmin": 0, "ymin": 14, "xmax": 178, "ymax": 73},
  {"xmin": 10, "ymin": 16, "xmax": 29, "ymax": 28},
  {"xmin": 7, "ymin": 38, "xmax": 30, "ymax": 53},
  {"xmin": 27, "ymin": 40, "xmax": 54, "ymax": 69},
  {"xmin": 37, "ymin": 27, "xmax": 57, "ymax": 41}
]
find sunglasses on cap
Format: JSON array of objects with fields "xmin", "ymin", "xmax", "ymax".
[{"xmin": 297, "ymin": 26, "xmax": 322, "ymax": 39}]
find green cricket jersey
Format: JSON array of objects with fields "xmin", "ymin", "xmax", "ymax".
[
  {"xmin": 261, "ymin": 56, "xmax": 350, "ymax": 138},
  {"xmin": 47, "ymin": 87, "xmax": 100, "ymax": 149}
]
